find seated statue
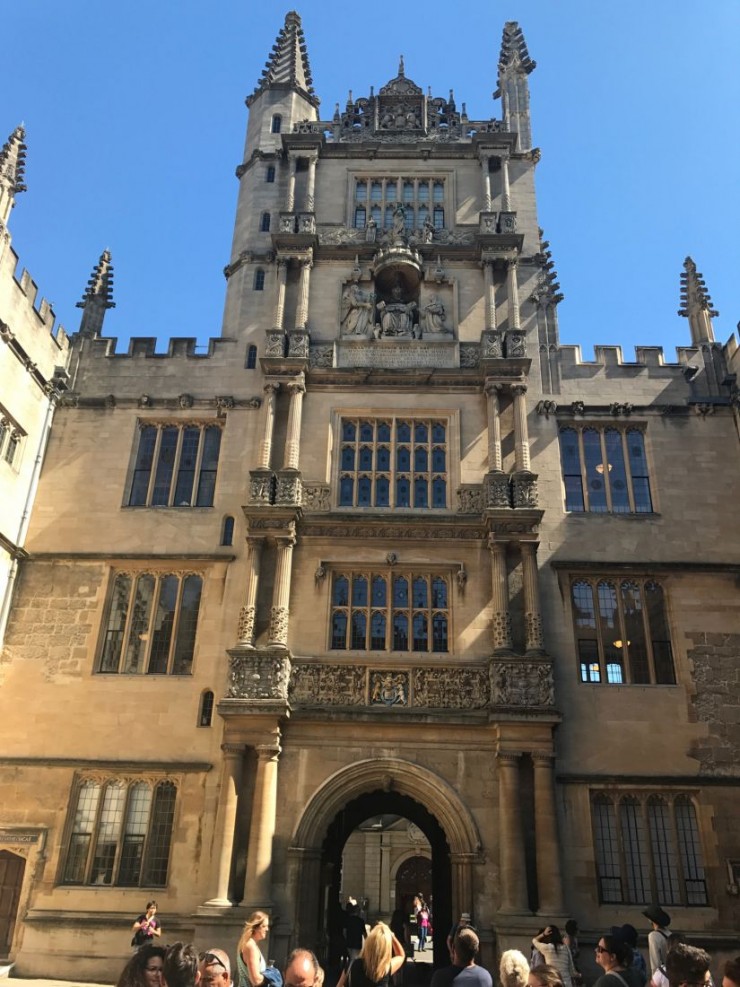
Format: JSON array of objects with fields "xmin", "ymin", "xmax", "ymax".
[
  {"xmin": 377, "ymin": 283, "xmax": 417, "ymax": 337},
  {"xmin": 341, "ymin": 280, "xmax": 375, "ymax": 335},
  {"xmin": 421, "ymin": 293, "xmax": 450, "ymax": 335}
]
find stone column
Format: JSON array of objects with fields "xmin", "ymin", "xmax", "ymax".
[
  {"xmin": 512, "ymin": 384, "xmax": 531, "ymax": 471},
  {"xmin": 305, "ymin": 156, "xmax": 317, "ymax": 212},
  {"xmin": 205, "ymin": 744, "xmax": 244, "ymax": 905},
  {"xmin": 451, "ymin": 852, "xmax": 475, "ymax": 924},
  {"xmin": 295, "ymin": 258, "xmax": 312, "ymax": 330},
  {"xmin": 497, "ymin": 751, "xmax": 529, "ymax": 913},
  {"xmin": 286, "ymin": 155, "xmax": 298, "ymax": 213},
  {"xmin": 485, "ymin": 382, "xmax": 503, "ymax": 472},
  {"xmin": 532, "ymin": 751, "xmax": 565, "ymax": 914},
  {"xmin": 507, "ymin": 258, "xmax": 521, "ymax": 330},
  {"xmin": 489, "ymin": 539, "xmax": 512, "ymax": 653},
  {"xmin": 481, "ymin": 154, "xmax": 492, "ymax": 211},
  {"xmin": 483, "ymin": 261, "xmax": 497, "ymax": 331},
  {"xmin": 500, "ymin": 155, "xmax": 511, "ymax": 212},
  {"xmin": 243, "ymin": 739, "xmax": 281, "ymax": 907},
  {"xmin": 273, "ymin": 259, "xmax": 288, "ymax": 331},
  {"xmin": 283, "ymin": 381, "xmax": 306, "ymax": 471},
  {"xmin": 258, "ymin": 383, "xmax": 279, "ymax": 470},
  {"xmin": 521, "ymin": 541, "xmax": 545, "ymax": 654},
  {"xmin": 269, "ymin": 535, "xmax": 296, "ymax": 647},
  {"xmin": 236, "ymin": 536, "xmax": 265, "ymax": 647}
]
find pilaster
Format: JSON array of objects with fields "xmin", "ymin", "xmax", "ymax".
[
  {"xmin": 243, "ymin": 736, "xmax": 281, "ymax": 908},
  {"xmin": 497, "ymin": 751, "xmax": 529, "ymax": 913},
  {"xmin": 204, "ymin": 744, "xmax": 245, "ymax": 906},
  {"xmin": 532, "ymin": 751, "xmax": 565, "ymax": 915}
]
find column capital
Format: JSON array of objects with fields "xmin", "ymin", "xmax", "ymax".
[
  {"xmin": 255, "ymin": 742, "xmax": 281, "ymax": 761},
  {"xmin": 263, "ymin": 381, "xmax": 280, "ymax": 396},
  {"xmin": 300, "ymin": 258, "xmax": 314, "ymax": 270},
  {"xmin": 531, "ymin": 750, "xmax": 555, "ymax": 763},
  {"xmin": 221, "ymin": 743, "xmax": 246, "ymax": 757},
  {"xmin": 484, "ymin": 381, "xmax": 504, "ymax": 397},
  {"xmin": 512, "ymin": 383, "xmax": 528, "ymax": 396},
  {"xmin": 507, "ymin": 256, "xmax": 519, "ymax": 270},
  {"xmin": 275, "ymin": 533, "xmax": 297, "ymax": 549},
  {"xmin": 487, "ymin": 535, "xmax": 507, "ymax": 553},
  {"xmin": 276, "ymin": 257, "xmax": 289, "ymax": 270},
  {"xmin": 286, "ymin": 381, "xmax": 306, "ymax": 395},
  {"xmin": 497, "ymin": 750, "xmax": 522, "ymax": 764}
]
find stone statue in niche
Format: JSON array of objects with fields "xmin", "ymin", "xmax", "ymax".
[
  {"xmin": 376, "ymin": 280, "xmax": 417, "ymax": 338},
  {"xmin": 420, "ymin": 293, "xmax": 451, "ymax": 336},
  {"xmin": 341, "ymin": 277, "xmax": 376, "ymax": 336}
]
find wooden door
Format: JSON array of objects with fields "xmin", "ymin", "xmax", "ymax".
[
  {"xmin": 0, "ymin": 850, "xmax": 25, "ymax": 955},
  {"xmin": 395, "ymin": 854, "xmax": 432, "ymax": 912}
]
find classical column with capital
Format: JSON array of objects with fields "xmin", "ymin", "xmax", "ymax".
[
  {"xmin": 305, "ymin": 156, "xmax": 317, "ymax": 212},
  {"xmin": 507, "ymin": 258, "xmax": 521, "ymax": 331},
  {"xmin": 243, "ymin": 739, "xmax": 281, "ymax": 907},
  {"xmin": 205, "ymin": 744, "xmax": 244, "ymax": 906},
  {"xmin": 273, "ymin": 259, "xmax": 288, "ymax": 331},
  {"xmin": 269, "ymin": 535, "xmax": 296, "ymax": 647},
  {"xmin": 521, "ymin": 541, "xmax": 545, "ymax": 654},
  {"xmin": 532, "ymin": 751, "xmax": 565, "ymax": 914},
  {"xmin": 512, "ymin": 383, "xmax": 531, "ymax": 472},
  {"xmin": 485, "ymin": 382, "xmax": 503, "ymax": 473},
  {"xmin": 286, "ymin": 155, "xmax": 297, "ymax": 213},
  {"xmin": 283, "ymin": 381, "xmax": 306, "ymax": 471},
  {"xmin": 236, "ymin": 536, "xmax": 264, "ymax": 648},
  {"xmin": 295, "ymin": 259, "xmax": 312, "ymax": 330},
  {"xmin": 483, "ymin": 261, "xmax": 497, "ymax": 331},
  {"xmin": 481, "ymin": 154, "xmax": 492, "ymax": 211},
  {"xmin": 489, "ymin": 539, "xmax": 512, "ymax": 653},
  {"xmin": 258, "ymin": 383, "xmax": 279, "ymax": 471},
  {"xmin": 500, "ymin": 155, "xmax": 511, "ymax": 212},
  {"xmin": 497, "ymin": 751, "xmax": 529, "ymax": 913}
]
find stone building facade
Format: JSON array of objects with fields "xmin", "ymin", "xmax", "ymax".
[{"xmin": 1, "ymin": 13, "xmax": 739, "ymax": 981}]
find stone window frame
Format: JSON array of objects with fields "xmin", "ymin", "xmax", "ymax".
[
  {"xmin": 0, "ymin": 407, "xmax": 25, "ymax": 470},
  {"xmin": 328, "ymin": 567, "xmax": 452, "ymax": 656},
  {"xmin": 59, "ymin": 775, "xmax": 177, "ymax": 888},
  {"xmin": 350, "ymin": 174, "xmax": 448, "ymax": 232},
  {"xmin": 331, "ymin": 409, "xmax": 459, "ymax": 513},
  {"xmin": 253, "ymin": 268, "xmax": 266, "ymax": 291},
  {"xmin": 198, "ymin": 689, "xmax": 215, "ymax": 727},
  {"xmin": 591, "ymin": 790, "xmax": 709, "ymax": 907},
  {"xmin": 569, "ymin": 574, "xmax": 676, "ymax": 686},
  {"xmin": 96, "ymin": 569, "xmax": 204, "ymax": 676},
  {"xmin": 558, "ymin": 423, "xmax": 655, "ymax": 515},
  {"xmin": 126, "ymin": 420, "xmax": 223, "ymax": 509}
]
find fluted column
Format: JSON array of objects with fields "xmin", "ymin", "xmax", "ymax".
[
  {"xmin": 236, "ymin": 537, "xmax": 265, "ymax": 647},
  {"xmin": 283, "ymin": 381, "xmax": 306, "ymax": 470},
  {"xmin": 512, "ymin": 384, "xmax": 531, "ymax": 471},
  {"xmin": 481, "ymin": 154, "xmax": 492, "ymax": 211},
  {"xmin": 500, "ymin": 155, "xmax": 511, "ymax": 212},
  {"xmin": 269, "ymin": 535, "xmax": 296, "ymax": 647},
  {"xmin": 483, "ymin": 261, "xmax": 496, "ymax": 331},
  {"xmin": 521, "ymin": 541, "xmax": 545, "ymax": 654},
  {"xmin": 258, "ymin": 383, "xmax": 279, "ymax": 470},
  {"xmin": 497, "ymin": 751, "xmax": 529, "ymax": 913},
  {"xmin": 506, "ymin": 258, "xmax": 521, "ymax": 330},
  {"xmin": 286, "ymin": 155, "xmax": 298, "ymax": 213},
  {"xmin": 305, "ymin": 156, "xmax": 317, "ymax": 212},
  {"xmin": 532, "ymin": 751, "xmax": 565, "ymax": 914},
  {"xmin": 485, "ymin": 382, "xmax": 503, "ymax": 472},
  {"xmin": 243, "ymin": 738, "xmax": 281, "ymax": 907},
  {"xmin": 273, "ymin": 259, "xmax": 288, "ymax": 331},
  {"xmin": 205, "ymin": 744, "xmax": 244, "ymax": 906},
  {"xmin": 295, "ymin": 258, "xmax": 312, "ymax": 330},
  {"xmin": 489, "ymin": 538, "xmax": 512, "ymax": 653}
]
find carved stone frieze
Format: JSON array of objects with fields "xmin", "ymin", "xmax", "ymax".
[
  {"xmin": 265, "ymin": 331, "xmax": 286, "ymax": 358},
  {"xmin": 370, "ymin": 670, "xmax": 409, "ymax": 706},
  {"xmin": 289, "ymin": 663, "xmax": 367, "ymax": 706},
  {"xmin": 287, "ymin": 330, "xmax": 310, "ymax": 359},
  {"xmin": 504, "ymin": 330, "xmax": 526, "ymax": 358},
  {"xmin": 485, "ymin": 471, "xmax": 511, "ymax": 509},
  {"xmin": 481, "ymin": 330, "xmax": 504, "ymax": 360},
  {"xmin": 490, "ymin": 659, "xmax": 554, "ymax": 707},
  {"xmin": 269, "ymin": 606, "xmax": 290, "ymax": 645},
  {"xmin": 457, "ymin": 485, "xmax": 484, "ymax": 514},
  {"xmin": 300, "ymin": 523, "xmax": 483, "ymax": 540},
  {"xmin": 459, "ymin": 344, "xmax": 480, "ymax": 369},
  {"xmin": 309, "ymin": 345, "xmax": 334, "ymax": 369},
  {"xmin": 228, "ymin": 652, "xmax": 291, "ymax": 701},
  {"xmin": 318, "ymin": 227, "xmax": 367, "ymax": 246},
  {"xmin": 511, "ymin": 471, "xmax": 538, "ymax": 509},
  {"xmin": 498, "ymin": 211, "xmax": 517, "ymax": 234},
  {"xmin": 249, "ymin": 470, "xmax": 275, "ymax": 506},
  {"xmin": 302, "ymin": 483, "xmax": 331, "ymax": 511},
  {"xmin": 275, "ymin": 471, "xmax": 303, "ymax": 506},
  {"xmin": 480, "ymin": 212, "xmax": 499, "ymax": 235},
  {"xmin": 413, "ymin": 667, "xmax": 488, "ymax": 709}
]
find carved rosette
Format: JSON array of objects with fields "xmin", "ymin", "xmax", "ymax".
[
  {"xmin": 512, "ymin": 471, "xmax": 538, "ymax": 508},
  {"xmin": 275, "ymin": 471, "xmax": 303, "ymax": 507},
  {"xmin": 268, "ymin": 606, "xmax": 290, "ymax": 645},
  {"xmin": 481, "ymin": 330, "xmax": 504, "ymax": 360},
  {"xmin": 485, "ymin": 471, "xmax": 511, "ymax": 509},
  {"xmin": 228, "ymin": 653, "xmax": 291, "ymax": 701},
  {"xmin": 413, "ymin": 668, "xmax": 488, "ymax": 709},
  {"xmin": 492, "ymin": 612, "xmax": 513, "ymax": 652},
  {"xmin": 525, "ymin": 613, "xmax": 545, "ymax": 651},
  {"xmin": 490, "ymin": 659, "xmax": 554, "ymax": 708},
  {"xmin": 249, "ymin": 470, "xmax": 275, "ymax": 506},
  {"xmin": 504, "ymin": 330, "xmax": 526, "ymax": 358},
  {"xmin": 302, "ymin": 483, "xmax": 331, "ymax": 512},
  {"xmin": 289, "ymin": 663, "xmax": 366, "ymax": 706},
  {"xmin": 237, "ymin": 606, "xmax": 256, "ymax": 645}
]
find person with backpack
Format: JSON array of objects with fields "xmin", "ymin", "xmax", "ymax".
[{"xmin": 642, "ymin": 907, "xmax": 672, "ymax": 978}]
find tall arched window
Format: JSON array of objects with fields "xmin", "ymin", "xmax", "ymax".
[
  {"xmin": 254, "ymin": 269, "xmax": 265, "ymax": 291},
  {"xmin": 221, "ymin": 515, "xmax": 234, "ymax": 546},
  {"xmin": 199, "ymin": 690, "xmax": 214, "ymax": 727},
  {"xmin": 246, "ymin": 344, "xmax": 257, "ymax": 369},
  {"xmin": 271, "ymin": 114, "xmax": 282, "ymax": 134},
  {"xmin": 266, "ymin": 165, "xmax": 275, "ymax": 183},
  {"xmin": 260, "ymin": 212, "xmax": 271, "ymax": 232}
]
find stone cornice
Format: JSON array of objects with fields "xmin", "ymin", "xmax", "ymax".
[
  {"xmin": 298, "ymin": 515, "xmax": 485, "ymax": 541},
  {"xmin": 0, "ymin": 757, "xmax": 212, "ymax": 771},
  {"xmin": 58, "ymin": 395, "xmax": 261, "ymax": 411},
  {"xmin": 557, "ymin": 773, "xmax": 739, "ymax": 788},
  {"xmin": 550, "ymin": 560, "xmax": 740, "ymax": 575},
  {"xmin": 27, "ymin": 552, "xmax": 236, "ymax": 562}
]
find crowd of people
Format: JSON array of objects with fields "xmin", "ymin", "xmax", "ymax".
[{"xmin": 119, "ymin": 901, "xmax": 739, "ymax": 987}]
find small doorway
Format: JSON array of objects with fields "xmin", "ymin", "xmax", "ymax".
[{"xmin": 0, "ymin": 850, "xmax": 25, "ymax": 955}]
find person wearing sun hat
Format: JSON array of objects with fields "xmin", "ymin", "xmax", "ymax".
[{"xmin": 642, "ymin": 905, "xmax": 671, "ymax": 977}]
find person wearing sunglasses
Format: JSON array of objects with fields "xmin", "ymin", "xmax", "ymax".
[
  {"xmin": 117, "ymin": 944, "xmax": 166, "ymax": 987},
  {"xmin": 593, "ymin": 935, "xmax": 643, "ymax": 987},
  {"xmin": 199, "ymin": 950, "xmax": 232, "ymax": 987}
]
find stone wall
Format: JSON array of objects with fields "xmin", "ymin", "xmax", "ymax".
[{"xmin": 688, "ymin": 631, "xmax": 740, "ymax": 776}]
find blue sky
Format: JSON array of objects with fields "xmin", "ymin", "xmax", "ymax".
[{"xmin": 5, "ymin": 1, "xmax": 740, "ymax": 360}]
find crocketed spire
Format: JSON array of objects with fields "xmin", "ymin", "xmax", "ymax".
[
  {"xmin": 679, "ymin": 256, "xmax": 717, "ymax": 344},
  {"xmin": 494, "ymin": 22, "xmax": 536, "ymax": 98},
  {"xmin": 247, "ymin": 11, "xmax": 319, "ymax": 108},
  {"xmin": 77, "ymin": 249, "xmax": 115, "ymax": 337},
  {"xmin": 0, "ymin": 124, "xmax": 27, "ymax": 195}
]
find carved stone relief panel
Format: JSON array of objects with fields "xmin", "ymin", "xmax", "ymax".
[
  {"xmin": 413, "ymin": 667, "xmax": 488, "ymax": 709},
  {"xmin": 489, "ymin": 659, "xmax": 554, "ymax": 707},
  {"xmin": 289, "ymin": 663, "xmax": 367, "ymax": 706},
  {"xmin": 229, "ymin": 653, "xmax": 291, "ymax": 701}
]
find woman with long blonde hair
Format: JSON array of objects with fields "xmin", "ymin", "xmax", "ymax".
[
  {"xmin": 237, "ymin": 911, "xmax": 269, "ymax": 987},
  {"xmin": 348, "ymin": 922, "xmax": 405, "ymax": 987}
]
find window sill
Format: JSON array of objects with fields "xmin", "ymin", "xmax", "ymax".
[{"xmin": 564, "ymin": 511, "xmax": 661, "ymax": 520}]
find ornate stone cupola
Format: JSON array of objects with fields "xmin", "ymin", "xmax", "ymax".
[{"xmin": 77, "ymin": 249, "xmax": 115, "ymax": 338}]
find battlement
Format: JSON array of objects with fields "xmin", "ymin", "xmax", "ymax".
[
  {"xmin": 559, "ymin": 342, "xmax": 708, "ymax": 374},
  {"xmin": 0, "ymin": 243, "xmax": 68, "ymax": 357},
  {"xmin": 83, "ymin": 335, "xmax": 238, "ymax": 359}
]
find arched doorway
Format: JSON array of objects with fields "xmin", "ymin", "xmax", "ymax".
[
  {"xmin": 0, "ymin": 850, "xmax": 25, "ymax": 955},
  {"xmin": 289, "ymin": 757, "xmax": 481, "ymax": 972},
  {"xmin": 395, "ymin": 854, "xmax": 432, "ymax": 910}
]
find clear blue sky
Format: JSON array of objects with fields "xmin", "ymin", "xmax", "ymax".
[{"xmin": 5, "ymin": 1, "xmax": 740, "ymax": 360}]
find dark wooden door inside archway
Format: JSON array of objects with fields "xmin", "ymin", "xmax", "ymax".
[
  {"xmin": 395, "ymin": 854, "xmax": 432, "ymax": 913},
  {"xmin": 0, "ymin": 850, "xmax": 25, "ymax": 955}
]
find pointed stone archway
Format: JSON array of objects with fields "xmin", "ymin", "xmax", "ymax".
[{"xmin": 287, "ymin": 757, "xmax": 481, "ymax": 967}]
